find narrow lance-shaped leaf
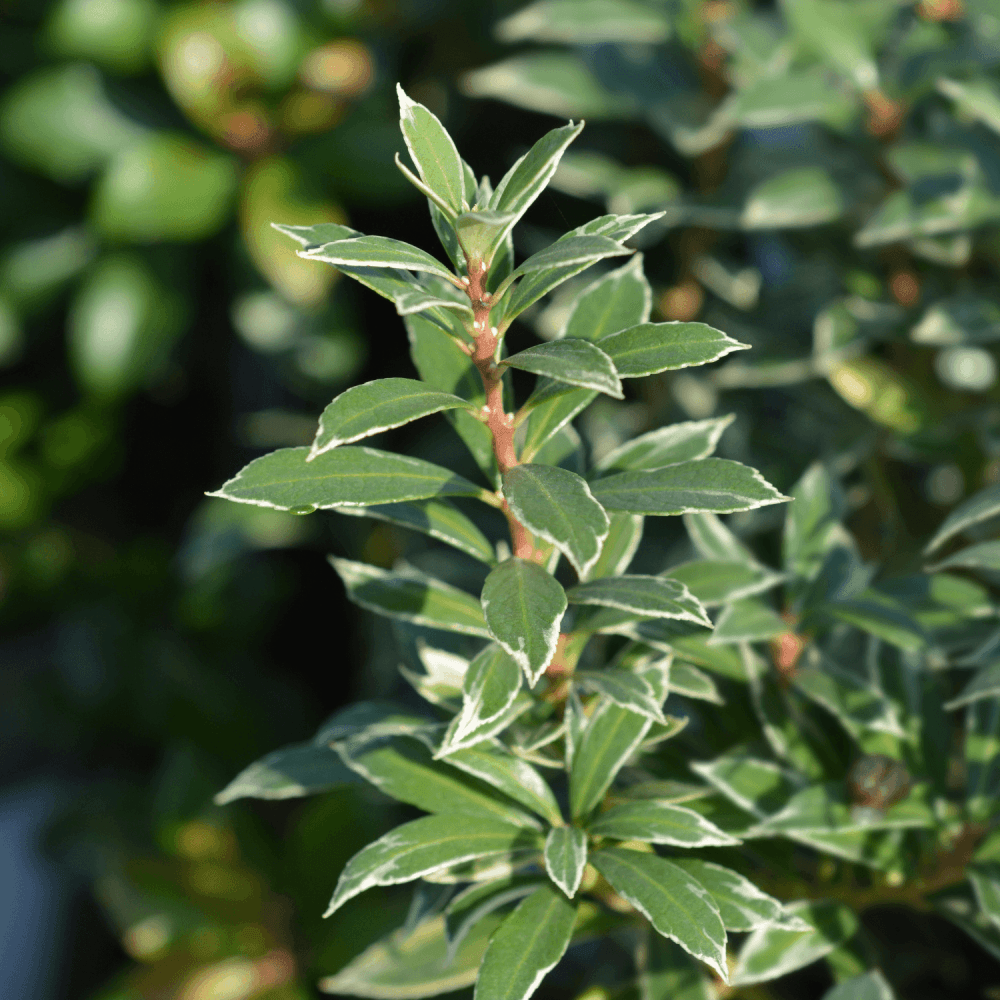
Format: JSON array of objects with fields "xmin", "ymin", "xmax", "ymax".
[
  {"xmin": 595, "ymin": 415, "xmax": 735, "ymax": 473},
  {"xmin": 590, "ymin": 848, "xmax": 729, "ymax": 981},
  {"xmin": 945, "ymin": 662, "xmax": 1000, "ymax": 710},
  {"xmin": 397, "ymin": 84, "xmax": 466, "ymax": 216},
  {"xmin": 503, "ymin": 464, "xmax": 610, "ymax": 576},
  {"xmin": 443, "ymin": 742, "xmax": 565, "ymax": 828},
  {"xmin": 302, "ymin": 235, "xmax": 461, "ymax": 286},
  {"xmin": 445, "ymin": 877, "xmax": 548, "ymax": 964},
  {"xmin": 336, "ymin": 499, "xmax": 497, "ymax": 566},
  {"xmin": 588, "ymin": 801, "xmax": 740, "ymax": 847},
  {"xmin": 331, "ymin": 557, "xmax": 490, "ymax": 637},
  {"xmin": 592, "ymin": 458, "xmax": 790, "ymax": 516},
  {"xmin": 575, "ymin": 669, "xmax": 667, "ymax": 724},
  {"xmin": 502, "ymin": 339, "xmax": 623, "ymax": 398},
  {"xmin": 519, "ymin": 384, "xmax": 597, "ymax": 462},
  {"xmin": 210, "ymin": 446, "xmax": 486, "ymax": 511},
  {"xmin": 325, "ymin": 815, "xmax": 540, "ymax": 916},
  {"xmin": 668, "ymin": 859, "xmax": 810, "ymax": 932},
  {"xmin": 598, "ymin": 322, "xmax": 749, "ymax": 378},
  {"xmin": 338, "ymin": 732, "xmax": 541, "ymax": 829},
  {"xmin": 451, "ymin": 644, "xmax": 524, "ymax": 742},
  {"xmin": 928, "ymin": 540, "xmax": 1000, "ymax": 573},
  {"xmin": 582, "ymin": 512, "xmax": 644, "ymax": 581},
  {"xmin": 454, "ymin": 210, "xmax": 518, "ymax": 269},
  {"xmin": 664, "ymin": 559, "xmax": 785, "ymax": 606},
  {"xmin": 822, "ymin": 971, "xmax": 897, "ymax": 1000},
  {"xmin": 497, "ymin": 0, "xmax": 672, "ymax": 44},
  {"xmin": 568, "ymin": 576, "xmax": 710, "ymax": 626},
  {"xmin": 925, "ymin": 483, "xmax": 1000, "ymax": 554},
  {"xmin": 544, "ymin": 826, "xmax": 588, "ymax": 897},
  {"xmin": 505, "ymin": 234, "xmax": 631, "ymax": 285},
  {"xmin": 560, "ymin": 253, "xmax": 651, "ymax": 341},
  {"xmin": 570, "ymin": 700, "xmax": 651, "ymax": 819},
  {"xmin": 473, "ymin": 883, "xmax": 577, "ymax": 1000},
  {"xmin": 310, "ymin": 378, "xmax": 478, "ymax": 457},
  {"xmin": 481, "ymin": 559, "xmax": 567, "ymax": 686},
  {"xmin": 214, "ymin": 742, "xmax": 357, "ymax": 805},
  {"xmin": 710, "ymin": 599, "xmax": 787, "ymax": 645}
]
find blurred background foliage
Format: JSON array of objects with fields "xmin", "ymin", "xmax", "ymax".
[{"xmin": 7, "ymin": 0, "xmax": 1000, "ymax": 997}]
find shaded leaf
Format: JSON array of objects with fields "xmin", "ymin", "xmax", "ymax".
[
  {"xmin": 445, "ymin": 878, "xmax": 547, "ymax": 964},
  {"xmin": 821, "ymin": 971, "xmax": 896, "ymax": 1000},
  {"xmin": 215, "ymin": 742, "xmax": 357, "ymax": 805},
  {"xmin": 741, "ymin": 168, "xmax": 843, "ymax": 229},
  {"xmin": 945, "ymin": 662, "xmax": 1000, "ymax": 710},
  {"xmin": 926, "ymin": 483, "xmax": 1000, "ymax": 554},
  {"xmin": 583, "ymin": 513, "xmax": 644, "ymax": 581},
  {"xmin": 596, "ymin": 416, "xmax": 735, "ymax": 473},
  {"xmin": 560, "ymin": 254, "xmax": 651, "ymax": 341},
  {"xmin": 497, "ymin": 0, "xmax": 671, "ymax": 44},
  {"xmin": 519, "ymin": 384, "xmax": 598, "ymax": 462},
  {"xmin": 709, "ymin": 599, "xmax": 786, "ymax": 644},
  {"xmin": 664, "ymin": 559, "xmax": 785, "ymax": 606}
]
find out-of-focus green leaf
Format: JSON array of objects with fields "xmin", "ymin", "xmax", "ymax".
[
  {"xmin": 938, "ymin": 77, "xmax": 1000, "ymax": 137},
  {"xmin": 503, "ymin": 463, "xmax": 609, "ymax": 576},
  {"xmin": 912, "ymin": 295, "xmax": 1000, "ymax": 346},
  {"xmin": 709, "ymin": 599, "xmax": 786, "ymax": 644},
  {"xmin": 319, "ymin": 913, "xmax": 505, "ymax": 998},
  {"xmin": 497, "ymin": 0, "xmax": 671, "ymax": 44},
  {"xmin": 966, "ymin": 699, "xmax": 1000, "ymax": 820},
  {"xmin": 592, "ymin": 459, "xmax": 789, "ymax": 516},
  {"xmin": 544, "ymin": 826, "xmax": 587, "ymax": 897},
  {"xmin": 926, "ymin": 483, "xmax": 1000, "ymax": 554},
  {"xmin": 214, "ymin": 742, "xmax": 358, "ymax": 804},
  {"xmin": 330, "ymin": 558, "xmax": 489, "ymax": 637},
  {"xmin": 519, "ymin": 384, "xmax": 597, "ymax": 462},
  {"xmin": 590, "ymin": 848, "xmax": 728, "ymax": 981},
  {"xmin": 93, "ymin": 133, "xmax": 237, "ymax": 241},
  {"xmin": 46, "ymin": 0, "xmax": 157, "ymax": 72},
  {"xmin": 481, "ymin": 559, "xmax": 567, "ymax": 686},
  {"xmin": 741, "ymin": 168, "xmax": 844, "ymax": 229},
  {"xmin": 969, "ymin": 865, "xmax": 1000, "ymax": 932},
  {"xmin": 326, "ymin": 815, "xmax": 541, "ymax": 915},
  {"xmin": 689, "ymin": 749, "xmax": 803, "ymax": 819},
  {"xmin": 665, "ymin": 559, "xmax": 784, "ymax": 606},
  {"xmin": 638, "ymin": 934, "xmax": 715, "ymax": 1000},
  {"xmin": 821, "ymin": 971, "xmax": 896, "ymax": 1000},
  {"xmin": 730, "ymin": 900, "xmax": 859, "ymax": 986},
  {"xmin": 595, "ymin": 416, "xmax": 734, "ymax": 473},
  {"xmin": 945, "ymin": 662, "xmax": 1000, "ymax": 710},
  {"xmin": 474, "ymin": 883, "xmax": 577, "ymax": 1000}
]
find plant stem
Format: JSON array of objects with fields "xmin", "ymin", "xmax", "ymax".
[{"xmin": 466, "ymin": 262, "xmax": 538, "ymax": 562}]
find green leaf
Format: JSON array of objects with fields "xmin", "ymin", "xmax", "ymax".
[
  {"xmin": 590, "ymin": 848, "xmax": 728, "ymax": 981},
  {"xmin": 210, "ymin": 446, "xmax": 484, "ymax": 511},
  {"xmin": 214, "ymin": 742, "xmax": 357, "ymax": 805},
  {"xmin": 447, "ymin": 644, "xmax": 523, "ymax": 747},
  {"xmin": 502, "ymin": 339, "xmax": 623, "ymax": 399},
  {"xmin": 331, "ymin": 558, "xmax": 489, "ymax": 637},
  {"xmin": 444, "ymin": 742, "xmax": 564, "ymax": 828},
  {"xmin": 966, "ymin": 700, "xmax": 1000, "ymax": 820},
  {"xmin": 303, "ymin": 235, "xmax": 459, "ymax": 285},
  {"xmin": 583, "ymin": 513, "xmax": 644, "ymax": 581},
  {"xmin": 507, "ymin": 235, "xmax": 631, "ymax": 284},
  {"xmin": 734, "ymin": 70, "xmax": 857, "ymax": 129},
  {"xmin": 455, "ymin": 210, "xmax": 518, "ymax": 267},
  {"xmin": 730, "ymin": 900, "xmax": 859, "ymax": 987},
  {"xmin": 782, "ymin": 463, "xmax": 845, "ymax": 580},
  {"xmin": 945, "ymin": 662, "xmax": 1000, "ymax": 710},
  {"xmin": 338, "ymin": 732, "xmax": 541, "ymax": 829},
  {"xmin": 337, "ymin": 500, "xmax": 497, "ymax": 566},
  {"xmin": 741, "ymin": 168, "xmax": 843, "ymax": 229},
  {"xmin": 575, "ymin": 669, "xmax": 667, "ymax": 724},
  {"xmin": 668, "ymin": 662, "xmax": 723, "ymax": 704},
  {"xmin": 928, "ymin": 541, "xmax": 1000, "ymax": 573},
  {"xmin": 488, "ymin": 121, "xmax": 584, "ymax": 244},
  {"xmin": 406, "ymin": 313, "xmax": 498, "ymax": 488},
  {"xmin": 463, "ymin": 53, "xmax": 633, "ymax": 121},
  {"xmin": 969, "ymin": 865, "xmax": 1000, "ymax": 932},
  {"xmin": 438, "ymin": 693, "xmax": 534, "ymax": 755},
  {"xmin": 401, "ymin": 646, "xmax": 466, "ymax": 707},
  {"xmin": 311, "ymin": 378, "xmax": 477, "ymax": 456},
  {"xmin": 664, "ymin": 559, "xmax": 785, "ymax": 606},
  {"xmin": 595, "ymin": 416, "xmax": 735, "ymax": 473},
  {"xmin": 793, "ymin": 661, "xmax": 905, "ymax": 741},
  {"xmin": 445, "ymin": 878, "xmax": 547, "ymax": 963},
  {"xmin": 588, "ymin": 801, "xmax": 740, "ymax": 847},
  {"xmin": 503, "ymin": 464, "xmax": 610, "ymax": 576},
  {"xmin": 397, "ymin": 84, "xmax": 466, "ymax": 217},
  {"xmin": 591, "ymin": 458, "xmax": 790, "ymax": 516},
  {"xmin": 326, "ymin": 814, "xmax": 540, "ymax": 916},
  {"xmin": 568, "ymin": 576, "xmax": 710, "ymax": 627},
  {"xmin": 938, "ymin": 77, "xmax": 1000, "ymax": 138},
  {"xmin": 685, "ymin": 511, "xmax": 757, "ymax": 563},
  {"xmin": 638, "ymin": 934, "xmax": 717, "ymax": 1000},
  {"xmin": 318, "ymin": 912, "xmax": 504, "ymax": 998},
  {"xmin": 821, "ymin": 971, "xmax": 896, "ymax": 1000},
  {"xmin": 925, "ymin": 483, "xmax": 1000, "ymax": 554},
  {"xmin": 544, "ymin": 826, "xmax": 588, "ymax": 897},
  {"xmin": 570, "ymin": 700, "xmax": 652, "ymax": 819},
  {"xmin": 502, "ymin": 214, "xmax": 662, "ymax": 323},
  {"xmin": 496, "ymin": 0, "xmax": 671, "ymax": 44},
  {"xmin": 481, "ymin": 559, "xmax": 568, "ymax": 685},
  {"xmin": 561, "ymin": 255, "xmax": 651, "ymax": 341},
  {"xmin": 598, "ymin": 322, "xmax": 749, "ymax": 378},
  {"xmin": 825, "ymin": 590, "xmax": 926, "ymax": 652},
  {"xmin": 689, "ymin": 749, "xmax": 804, "ymax": 819},
  {"xmin": 519, "ymin": 385, "xmax": 597, "ymax": 462},
  {"xmin": 709, "ymin": 599, "xmax": 786, "ymax": 644},
  {"xmin": 669, "ymin": 859, "xmax": 809, "ymax": 932},
  {"xmin": 911, "ymin": 294, "xmax": 1000, "ymax": 346},
  {"xmin": 473, "ymin": 883, "xmax": 577, "ymax": 1000}
]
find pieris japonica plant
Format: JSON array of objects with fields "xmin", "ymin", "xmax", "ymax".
[{"xmin": 209, "ymin": 87, "xmax": 1000, "ymax": 1000}]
